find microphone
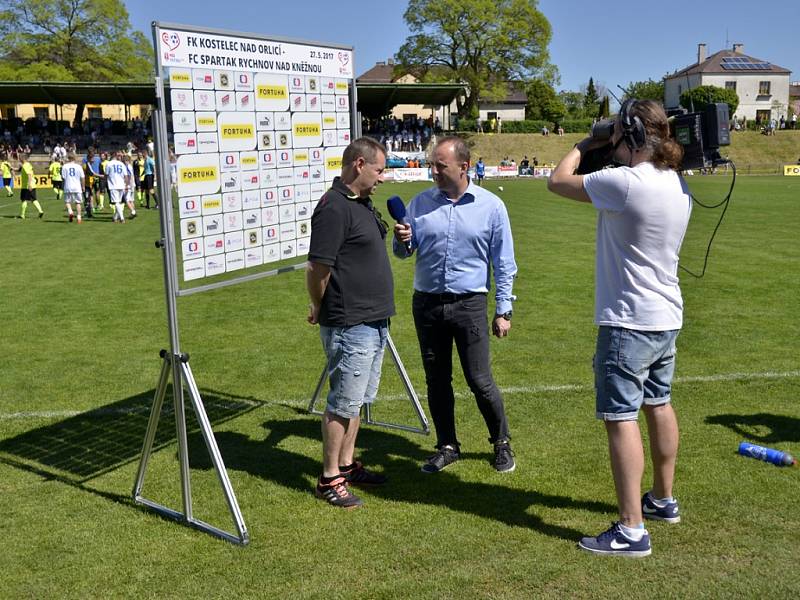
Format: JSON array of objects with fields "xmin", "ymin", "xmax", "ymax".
[{"xmin": 386, "ymin": 195, "xmax": 412, "ymax": 254}]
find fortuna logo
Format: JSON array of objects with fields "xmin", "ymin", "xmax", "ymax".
[{"xmin": 609, "ymin": 540, "xmax": 630, "ymax": 550}]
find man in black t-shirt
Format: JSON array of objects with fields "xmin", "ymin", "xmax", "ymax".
[{"xmin": 307, "ymin": 137, "xmax": 394, "ymax": 509}]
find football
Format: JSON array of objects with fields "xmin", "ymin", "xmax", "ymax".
[{"xmin": 498, "ymin": 186, "xmax": 504, "ymax": 192}]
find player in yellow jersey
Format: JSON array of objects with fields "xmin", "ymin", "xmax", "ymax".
[
  {"xmin": 49, "ymin": 157, "xmax": 63, "ymax": 202},
  {"xmin": 18, "ymin": 153, "xmax": 44, "ymax": 219},
  {"xmin": 1, "ymin": 153, "xmax": 13, "ymax": 197}
]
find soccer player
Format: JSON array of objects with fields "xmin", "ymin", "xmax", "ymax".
[
  {"xmin": 142, "ymin": 149, "xmax": 157, "ymax": 209},
  {"xmin": 475, "ymin": 157, "xmax": 486, "ymax": 186},
  {"xmin": 97, "ymin": 151, "xmax": 109, "ymax": 210},
  {"xmin": 18, "ymin": 153, "xmax": 44, "ymax": 219},
  {"xmin": 61, "ymin": 153, "xmax": 85, "ymax": 223},
  {"xmin": 82, "ymin": 151, "xmax": 97, "ymax": 217},
  {"xmin": 49, "ymin": 157, "xmax": 63, "ymax": 202},
  {"xmin": 105, "ymin": 151, "xmax": 130, "ymax": 223},
  {"xmin": 122, "ymin": 153, "xmax": 137, "ymax": 220},
  {"xmin": 1, "ymin": 153, "xmax": 13, "ymax": 197},
  {"xmin": 132, "ymin": 152, "xmax": 145, "ymax": 206}
]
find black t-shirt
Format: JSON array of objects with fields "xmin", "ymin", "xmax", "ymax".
[{"xmin": 308, "ymin": 177, "xmax": 395, "ymax": 327}]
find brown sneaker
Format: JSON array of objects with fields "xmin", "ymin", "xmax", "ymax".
[
  {"xmin": 315, "ymin": 475, "xmax": 363, "ymax": 509},
  {"xmin": 340, "ymin": 461, "xmax": 387, "ymax": 486}
]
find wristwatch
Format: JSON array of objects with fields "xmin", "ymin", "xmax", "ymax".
[{"xmin": 495, "ymin": 311, "xmax": 512, "ymax": 321}]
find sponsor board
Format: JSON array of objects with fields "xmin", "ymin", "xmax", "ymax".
[
  {"xmin": 784, "ymin": 165, "xmax": 800, "ymax": 176},
  {"xmin": 160, "ymin": 24, "xmax": 354, "ymax": 283}
]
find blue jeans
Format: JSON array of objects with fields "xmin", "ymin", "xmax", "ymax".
[
  {"xmin": 594, "ymin": 326, "xmax": 679, "ymax": 421},
  {"xmin": 412, "ymin": 291, "xmax": 510, "ymax": 448},
  {"xmin": 320, "ymin": 320, "xmax": 389, "ymax": 419}
]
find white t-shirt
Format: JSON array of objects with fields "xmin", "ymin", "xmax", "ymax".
[
  {"xmin": 583, "ymin": 162, "xmax": 692, "ymax": 330},
  {"xmin": 61, "ymin": 162, "xmax": 84, "ymax": 193},
  {"xmin": 104, "ymin": 159, "xmax": 127, "ymax": 190}
]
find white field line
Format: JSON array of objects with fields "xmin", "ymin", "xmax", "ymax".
[{"xmin": 1, "ymin": 370, "xmax": 798, "ymax": 421}]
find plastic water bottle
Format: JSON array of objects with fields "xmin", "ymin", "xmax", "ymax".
[{"xmin": 738, "ymin": 442, "xmax": 796, "ymax": 466}]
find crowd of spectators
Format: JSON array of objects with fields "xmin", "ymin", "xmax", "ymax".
[
  {"xmin": 0, "ymin": 115, "xmax": 151, "ymax": 160},
  {"xmin": 363, "ymin": 115, "xmax": 441, "ymax": 153}
]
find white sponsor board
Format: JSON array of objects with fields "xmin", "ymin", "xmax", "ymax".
[{"xmin": 159, "ymin": 24, "xmax": 352, "ymax": 283}]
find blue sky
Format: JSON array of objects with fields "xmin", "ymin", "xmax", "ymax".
[{"xmin": 126, "ymin": 0, "xmax": 798, "ymax": 96}]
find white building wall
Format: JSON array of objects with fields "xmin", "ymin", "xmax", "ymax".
[
  {"xmin": 478, "ymin": 105, "xmax": 526, "ymax": 121},
  {"xmin": 666, "ymin": 73, "xmax": 790, "ymax": 121},
  {"xmin": 664, "ymin": 74, "xmax": 702, "ymax": 108},
  {"xmin": 701, "ymin": 74, "xmax": 790, "ymax": 121}
]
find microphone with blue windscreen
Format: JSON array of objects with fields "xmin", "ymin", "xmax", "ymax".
[{"xmin": 386, "ymin": 195, "xmax": 412, "ymax": 254}]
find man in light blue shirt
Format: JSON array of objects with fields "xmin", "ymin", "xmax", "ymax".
[{"xmin": 393, "ymin": 136, "xmax": 518, "ymax": 474}]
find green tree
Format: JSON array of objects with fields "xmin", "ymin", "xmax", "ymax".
[
  {"xmin": 622, "ymin": 78, "xmax": 665, "ymax": 101},
  {"xmin": 583, "ymin": 77, "xmax": 599, "ymax": 116},
  {"xmin": 680, "ymin": 85, "xmax": 739, "ymax": 117},
  {"xmin": 0, "ymin": 0, "xmax": 153, "ymax": 124},
  {"xmin": 525, "ymin": 79, "xmax": 565, "ymax": 122},
  {"xmin": 558, "ymin": 90, "xmax": 586, "ymax": 118},
  {"xmin": 598, "ymin": 95, "xmax": 610, "ymax": 119},
  {"xmin": 396, "ymin": 0, "xmax": 557, "ymax": 117}
]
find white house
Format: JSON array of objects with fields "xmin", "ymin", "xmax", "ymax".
[{"xmin": 664, "ymin": 44, "xmax": 791, "ymax": 123}]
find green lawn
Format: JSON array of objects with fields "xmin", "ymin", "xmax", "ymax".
[{"xmin": 1, "ymin": 176, "xmax": 798, "ymax": 599}]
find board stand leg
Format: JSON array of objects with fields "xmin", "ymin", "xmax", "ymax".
[
  {"xmin": 308, "ymin": 333, "xmax": 429, "ymax": 435},
  {"xmin": 132, "ymin": 350, "xmax": 250, "ymax": 545}
]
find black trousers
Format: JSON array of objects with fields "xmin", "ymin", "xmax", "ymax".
[{"xmin": 412, "ymin": 291, "xmax": 510, "ymax": 449}]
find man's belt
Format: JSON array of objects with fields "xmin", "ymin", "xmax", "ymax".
[{"xmin": 414, "ymin": 291, "xmax": 485, "ymax": 303}]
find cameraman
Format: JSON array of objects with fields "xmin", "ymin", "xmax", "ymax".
[{"xmin": 547, "ymin": 100, "xmax": 690, "ymax": 557}]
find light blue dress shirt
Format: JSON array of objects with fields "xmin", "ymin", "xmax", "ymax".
[{"xmin": 393, "ymin": 180, "xmax": 517, "ymax": 314}]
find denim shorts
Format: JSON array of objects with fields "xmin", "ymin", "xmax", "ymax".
[
  {"xmin": 593, "ymin": 326, "xmax": 679, "ymax": 421},
  {"xmin": 320, "ymin": 320, "xmax": 389, "ymax": 419}
]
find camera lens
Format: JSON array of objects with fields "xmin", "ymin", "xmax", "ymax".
[{"xmin": 592, "ymin": 120, "xmax": 615, "ymax": 141}]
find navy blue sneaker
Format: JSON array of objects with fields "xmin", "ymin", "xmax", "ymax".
[
  {"xmin": 578, "ymin": 522, "xmax": 652, "ymax": 557},
  {"xmin": 642, "ymin": 492, "xmax": 681, "ymax": 523}
]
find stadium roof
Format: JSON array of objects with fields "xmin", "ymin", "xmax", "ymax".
[
  {"xmin": 355, "ymin": 83, "xmax": 464, "ymax": 117},
  {"xmin": 0, "ymin": 80, "xmax": 465, "ymax": 118},
  {"xmin": 0, "ymin": 81, "xmax": 157, "ymax": 106}
]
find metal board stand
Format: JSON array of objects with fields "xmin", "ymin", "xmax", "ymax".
[
  {"xmin": 132, "ymin": 38, "xmax": 248, "ymax": 544},
  {"xmin": 308, "ymin": 334, "xmax": 430, "ymax": 435},
  {"xmin": 133, "ymin": 350, "xmax": 249, "ymax": 545}
]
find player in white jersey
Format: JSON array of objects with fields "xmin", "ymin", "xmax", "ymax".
[
  {"xmin": 122, "ymin": 154, "xmax": 137, "ymax": 220},
  {"xmin": 61, "ymin": 153, "xmax": 85, "ymax": 223},
  {"xmin": 105, "ymin": 151, "xmax": 130, "ymax": 223}
]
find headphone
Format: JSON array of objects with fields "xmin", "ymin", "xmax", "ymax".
[{"xmin": 619, "ymin": 99, "xmax": 646, "ymax": 151}]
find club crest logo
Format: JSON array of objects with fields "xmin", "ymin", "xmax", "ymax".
[
  {"xmin": 337, "ymin": 52, "xmax": 349, "ymax": 67},
  {"xmin": 161, "ymin": 32, "xmax": 180, "ymax": 51}
]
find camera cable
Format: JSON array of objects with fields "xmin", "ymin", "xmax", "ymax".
[{"xmin": 679, "ymin": 160, "xmax": 736, "ymax": 278}]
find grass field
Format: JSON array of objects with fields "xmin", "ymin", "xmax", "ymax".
[
  {"xmin": 464, "ymin": 130, "xmax": 800, "ymax": 174},
  {"xmin": 1, "ymin": 175, "xmax": 799, "ymax": 599}
]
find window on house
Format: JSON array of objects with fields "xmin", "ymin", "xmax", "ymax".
[
  {"xmin": 758, "ymin": 81, "xmax": 771, "ymax": 95},
  {"xmin": 678, "ymin": 84, "xmax": 682, "ymax": 94},
  {"xmin": 725, "ymin": 81, "xmax": 736, "ymax": 91}
]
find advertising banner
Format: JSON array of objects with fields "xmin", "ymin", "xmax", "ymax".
[
  {"xmin": 784, "ymin": 165, "xmax": 800, "ymax": 176},
  {"xmin": 155, "ymin": 24, "xmax": 354, "ymax": 284}
]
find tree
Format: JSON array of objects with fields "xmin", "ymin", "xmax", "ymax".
[
  {"xmin": 598, "ymin": 95, "xmax": 610, "ymax": 119},
  {"xmin": 396, "ymin": 0, "xmax": 557, "ymax": 117},
  {"xmin": 680, "ymin": 85, "xmax": 739, "ymax": 117},
  {"xmin": 558, "ymin": 90, "xmax": 586, "ymax": 119},
  {"xmin": 622, "ymin": 79, "xmax": 665, "ymax": 102},
  {"xmin": 583, "ymin": 77, "xmax": 599, "ymax": 116},
  {"xmin": 525, "ymin": 79, "xmax": 565, "ymax": 122},
  {"xmin": 0, "ymin": 0, "xmax": 153, "ymax": 124}
]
